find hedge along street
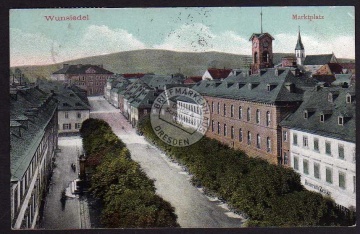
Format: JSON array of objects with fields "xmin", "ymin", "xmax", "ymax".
[{"xmin": 150, "ymin": 86, "xmax": 210, "ymax": 147}]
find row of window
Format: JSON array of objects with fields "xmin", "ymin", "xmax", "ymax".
[
  {"xmin": 211, "ymin": 121, "xmax": 272, "ymax": 152},
  {"xmin": 64, "ymin": 112, "xmax": 82, "ymax": 119},
  {"xmin": 290, "ymin": 132, "xmax": 348, "ymax": 160},
  {"xmin": 211, "ymin": 102, "xmax": 271, "ymax": 126},
  {"xmin": 74, "ymin": 76, "xmax": 108, "ymax": 81},
  {"xmin": 178, "ymin": 102, "xmax": 201, "ymax": 114},
  {"xmin": 293, "ymin": 156, "xmax": 355, "ymax": 192},
  {"xmin": 62, "ymin": 123, "xmax": 82, "ymax": 130},
  {"xmin": 178, "ymin": 114, "xmax": 201, "ymax": 126}
]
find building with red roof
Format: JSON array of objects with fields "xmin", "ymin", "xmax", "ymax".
[{"xmin": 202, "ymin": 68, "xmax": 232, "ymax": 80}]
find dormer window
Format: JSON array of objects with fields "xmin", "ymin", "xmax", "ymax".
[
  {"xmin": 267, "ymin": 83, "xmax": 277, "ymax": 91},
  {"xmin": 328, "ymin": 93, "xmax": 333, "ymax": 102},
  {"xmin": 346, "ymin": 93, "xmax": 354, "ymax": 103},
  {"xmin": 238, "ymin": 82, "xmax": 246, "ymax": 89},
  {"xmin": 304, "ymin": 111, "xmax": 308, "ymax": 119},
  {"xmin": 338, "ymin": 116, "xmax": 344, "ymax": 125},
  {"xmin": 248, "ymin": 82, "xmax": 259, "ymax": 90}
]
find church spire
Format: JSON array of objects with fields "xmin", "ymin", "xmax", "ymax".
[{"xmin": 295, "ymin": 26, "xmax": 304, "ymax": 50}]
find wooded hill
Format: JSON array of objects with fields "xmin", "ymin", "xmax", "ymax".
[{"xmin": 11, "ymin": 49, "xmax": 294, "ymax": 82}]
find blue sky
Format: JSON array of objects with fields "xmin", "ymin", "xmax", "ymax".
[{"xmin": 10, "ymin": 6, "xmax": 355, "ymax": 66}]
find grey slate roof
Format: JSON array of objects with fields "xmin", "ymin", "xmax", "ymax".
[
  {"xmin": 303, "ymin": 54, "xmax": 334, "ymax": 65},
  {"xmin": 249, "ymin": 32, "xmax": 275, "ymax": 41},
  {"xmin": 192, "ymin": 68, "xmax": 317, "ymax": 104},
  {"xmin": 295, "ymin": 31, "xmax": 304, "ymax": 50},
  {"xmin": 280, "ymin": 86, "xmax": 355, "ymax": 142},
  {"xmin": 53, "ymin": 64, "xmax": 113, "ymax": 74},
  {"xmin": 38, "ymin": 81, "xmax": 91, "ymax": 110},
  {"xmin": 10, "ymin": 87, "xmax": 58, "ymax": 181}
]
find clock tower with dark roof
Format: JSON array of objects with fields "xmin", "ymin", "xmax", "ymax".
[
  {"xmin": 250, "ymin": 32, "xmax": 274, "ymax": 74},
  {"xmin": 249, "ymin": 9, "xmax": 274, "ymax": 74}
]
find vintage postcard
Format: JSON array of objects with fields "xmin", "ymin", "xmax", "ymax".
[{"xmin": 9, "ymin": 6, "xmax": 356, "ymax": 230}]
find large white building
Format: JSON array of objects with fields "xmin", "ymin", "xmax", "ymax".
[{"xmin": 280, "ymin": 86, "xmax": 356, "ymax": 210}]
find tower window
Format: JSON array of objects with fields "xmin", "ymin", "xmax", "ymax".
[
  {"xmin": 262, "ymin": 51, "xmax": 270, "ymax": 63},
  {"xmin": 254, "ymin": 52, "xmax": 258, "ymax": 63}
]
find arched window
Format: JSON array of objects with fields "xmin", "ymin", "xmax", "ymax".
[
  {"xmin": 256, "ymin": 109, "xmax": 260, "ymax": 124},
  {"xmin": 231, "ymin": 126, "xmax": 234, "ymax": 139},
  {"xmin": 254, "ymin": 52, "xmax": 258, "ymax": 63},
  {"xmin": 247, "ymin": 131, "xmax": 251, "ymax": 145},
  {"xmin": 257, "ymin": 134, "xmax": 261, "ymax": 148},
  {"xmin": 239, "ymin": 129, "xmax": 243, "ymax": 142},
  {"xmin": 262, "ymin": 51, "xmax": 270, "ymax": 63},
  {"xmin": 247, "ymin": 108, "xmax": 251, "ymax": 121},
  {"xmin": 239, "ymin": 106, "xmax": 243, "ymax": 119},
  {"xmin": 231, "ymin": 105, "xmax": 234, "ymax": 117},
  {"xmin": 267, "ymin": 137, "xmax": 271, "ymax": 152},
  {"xmin": 224, "ymin": 124, "xmax": 227, "ymax": 136},
  {"xmin": 217, "ymin": 122, "xmax": 220, "ymax": 134},
  {"xmin": 211, "ymin": 102, "xmax": 214, "ymax": 113},
  {"xmin": 266, "ymin": 111, "xmax": 271, "ymax": 126},
  {"xmin": 217, "ymin": 103, "xmax": 220, "ymax": 114},
  {"xmin": 223, "ymin": 104, "xmax": 226, "ymax": 116}
]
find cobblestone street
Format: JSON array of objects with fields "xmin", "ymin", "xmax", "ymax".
[{"xmin": 41, "ymin": 136, "xmax": 91, "ymax": 229}]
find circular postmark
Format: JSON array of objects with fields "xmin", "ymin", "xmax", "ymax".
[{"xmin": 150, "ymin": 86, "xmax": 210, "ymax": 147}]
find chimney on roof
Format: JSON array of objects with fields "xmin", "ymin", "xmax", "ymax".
[{"xmin": 285, "ymin": 82, "xmax": 295, "ymax": 93}]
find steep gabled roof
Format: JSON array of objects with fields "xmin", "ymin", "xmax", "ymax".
[
  {"xmin": 207, "ymin": 68, "xmax": 232, "ymax": 79},
  {"xmin": 303, "ymin": 54, "xmax": 335, "ymax": 65},
  {"xmin": 295, "ymin": 31, "xmax": 304, "ymax": 50},
  {"xmin": 11, "ymin": 87, "xmax": 58, "ymax": 181},
  {"xmin": 280, "ymin": 86, "xmax": 355, "ymax": 142}
]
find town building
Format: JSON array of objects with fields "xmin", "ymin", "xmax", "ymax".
[
  {"xmin": 38, "ymin": 80, "xmax": 91, "ymax": 134},
  {"xmin": 280, "ymin": 86, "xmax": 356, "ymax": 209},
  {"xmin": 303, "ymin": 54, "xmax": 338, "ymax": 75},
  {"xmin": 119, "ymin": 74, "xmax": 184, "ymax": 123},
  {"xmin": 51, "ymin": 64, "xmax": 114, "ymax": 96},
  {"xmin": 10, "ymin": 85, "xmax": 58, "ymax": 229},
  {"xmin": 191, "ymin": 68, "xmax": 316, "ymax": 164}
]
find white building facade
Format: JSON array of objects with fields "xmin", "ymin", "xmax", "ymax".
[{"xmin": 289, "ymin": 129, "xmax": 356, "ymax": 209}]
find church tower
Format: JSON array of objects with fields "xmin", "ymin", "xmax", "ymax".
[
  {"xmin": 295, "ymin": 27, "xmax": 305, "ymax": 66},
  {"xmin": 250, "ymin": 9, "xmax": 274, "ymax": 74}
]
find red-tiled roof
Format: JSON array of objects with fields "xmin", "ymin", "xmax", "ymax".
[
  {"xmin": 122, "ymin": 73, "xmax": 146, "ymax": 78},
  {"xmin": 327, "ymin": 63, "xmax": 343, "ymax": 74},
  {"xmin": 339, "ymin": 63, "xmax": 355, "ymax": 70},
  {"xmin": 184, "ymin": 76, "xmax": 202, "ymax": 84},
  {"xmin": 207, "ymin": 68, "xmax": 232, "ymax": 79}
]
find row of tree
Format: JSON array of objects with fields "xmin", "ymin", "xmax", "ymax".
[
  {"xmin": 138, "ymin": 115, "xmax": 356, "ymax": 227},
  {"xmin": 80, "ymin": 118, "xmax": 179, "ymax": 228}
]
